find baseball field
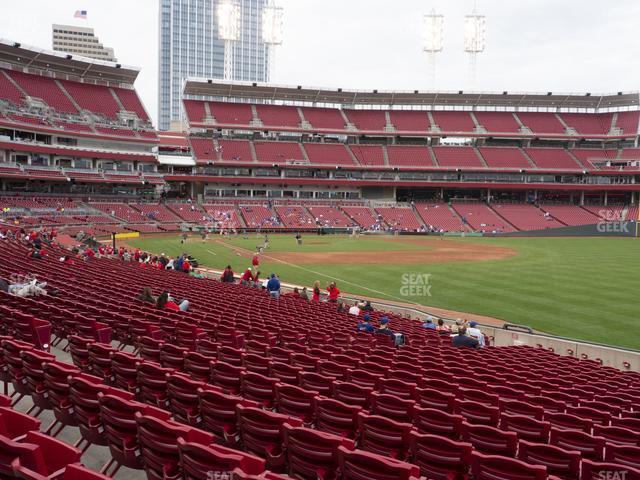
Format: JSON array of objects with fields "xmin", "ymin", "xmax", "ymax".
[{"xmin": 127, "ymin": 234, "xmax": 640, "ymax": 350}]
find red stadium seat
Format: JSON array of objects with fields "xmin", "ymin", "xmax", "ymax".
[
  {"xmin": 282, "ymin": 423, "xmax": 355, "ymax": 479},
  {"xmin": 461, "ymin": 422, "xmax": 518, "ymax": 456},
  {"xmin": 408, "ymin": 431, "xmax": 473, "ymax": 480},
  {"xmin": 336, "ymin": 446, "xmax": 421, "ymax": 480},
  {"xmin": 356, "ymin": 412, "xmax": 413, "ymax": 460},
  {"xmin": 313, "ymin": 397, "xmax": 361, "ymax": 439},
  {"xmin": 517, "ymin": 440, "xmax": 581, "ymax": 480},
  {"xmin": 177, "ymin": 437, "xmax": 266, "ymax": 479},
  {"xmin": 470, "ymin": 451, "xmax": 550, "ymax": 480}
]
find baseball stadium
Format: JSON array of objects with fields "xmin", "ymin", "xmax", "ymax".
[{"xmin": 0, "ymin": 2, "xmax": 639, "ymax": 480}]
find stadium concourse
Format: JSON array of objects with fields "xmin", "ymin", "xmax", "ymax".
[{"xmin": 1, "ymin": 230, "xmax": 640, "ymax": 480}]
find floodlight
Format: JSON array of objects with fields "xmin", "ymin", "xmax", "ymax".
[
  {"xmin": 262, "ymin": 5, "xmax": 284, "ymax": 45},
  {"xmin": 217, "ymin": 0, "xmax": 240, "ymax": 41},
  {"xmin": 464, "ymin": 15, "xmax": 486, "ymax": 53},
  {"xmin": 422, "ymin": 13, "xmax": 444, "ymax": 53}
]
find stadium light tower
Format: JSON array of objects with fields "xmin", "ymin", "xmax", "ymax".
[
  {"xmin": 422, "ymin": 10, "xmax": 444, "ymax": 89},
  {"xmin": 261, "ymin": 2, "xmax": 284, "ymax": 82},
  {"xmin": 217, "ymin": 0, "xmax": 241, "ymax": 80},
  {"xmin": 464, "ymin": 1, "xmax": 486, "ymax": 88}
]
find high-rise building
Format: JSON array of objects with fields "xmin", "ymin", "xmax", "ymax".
[
  {"xmin": 158, "ymin": 0, "xmax": 271, "ymax": 131},
  {"xmin": 52, "ymin": 24, "xmax": 117, "ymax": 62}
]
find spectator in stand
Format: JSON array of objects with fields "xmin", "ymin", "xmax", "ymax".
[
  {"xmin": 287, "ymin": 287, "xmax": 301, "ymax": 298},
  {"xmin": 251, "ymin": 270, "xmax": 261, "ymax": 287},
  {"xmin": 452, "ymin": 327, "xmax": 479, "ymax": 349},
  {"xmin": 182, "ymin": 257, "xmax": 191, "ymax": 274},
  {"xmin": 156, "ymin": 291, "xmax": 189, "ymax": 312},
  {"xmin": 266, "ymin": 273, "xmax": 281, "ymax": 299},
  {"xmin": 360, "ymin": 300, "xmax": 374, "ymax": 312},
  {"xmin": 221, "ymin": 265, "xmax": 235, "ymax": 283},
  {"xmin": 312, "ymin": 281, "xmax": 321, "ymax": 301},
  {"xmin": 27, "ymin": 247, "xmax": 42, "ymax": 259},
  {"xmin": 436, "ymin": 318, "xmax": 451, "ymax": 333},
  {"xmin": 336, "ymin": 301, "xmax": 347, "ymax": 313},
  {"xmin": 375, "ymin": 317, "xmax": 395, "ymax": 338},
  {"xmin": 241, "ymin": 267, "xmax": 253, "ymax": 285},
  {"xmin": 327, "ymin": 282, "xmax": 340, "ymax": 303},
  {"xmin": 60, "ymin": 255, "xmax": 75, "ymax": 265},
  {"xmin": 299, "ymin": 287, "xmax": 309, "ymax": 300},
  {"xmin": 467, "ymin": 321, "xmax": 485, "ymax": 347},
  {"xmin": 252, "ymin": 254, "xmax": 260, "ymax": 268},
  {"xmin": 84, "ymin": 247, "xmax": 96, "ymax": 261},
  {"xmin": 348, "ymin": 302, "xmax": 361, "ymax": 316},
  {"xmin": 357, "ymin": 313, "xmax": 375, "ymax": 333},
  {"xmin": 175, "ymin": 255, "xmax": 185, "ymax": 272},
  {"xmin": 137, "ymin": 287, "xmax": 156, "ymax": 304},
  {"xmin": 422, "ymin": 317, "xmax": 436, "ymax": 330}
]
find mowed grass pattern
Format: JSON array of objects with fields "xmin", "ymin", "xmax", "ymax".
[{"xmin": 128, "ymin": 235, "xmax": 640, "ymax": 350}]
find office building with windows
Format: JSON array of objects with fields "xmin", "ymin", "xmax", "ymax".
[
  {"xmin": 52, "ymin": 24, "xmax": 117, "ymax": 62},
  {"xmin": 158, "ymin": 0, "xmax": 270, "ymax": 131}
]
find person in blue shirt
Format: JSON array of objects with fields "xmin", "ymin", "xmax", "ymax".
[
  {"xmin": 422, "ymin": 316, "xmax": 437, "ymax": 330},
  {"xmin": 266, "ymin": 273, "xmax": 281, "ymax": 299},
  {"xmin": 375, "ymin": 317, "xmax": 395, "ymax": 337},
  {"xmin": 357, "ymin": 313, "xmax": 375, "ymax": 333}
]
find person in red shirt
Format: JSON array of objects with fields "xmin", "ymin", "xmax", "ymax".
[
  {"xmin": 134, "ymin": 249, "xmax": 141, "ymax": 262},
  {"xmin": 156, "ymin": 291, "xmax": 189, "ymax": 311},
  {"xmin": 85, "ymin": 247, "xmax": 95, "ymax": 260},
  {"xmin": 327, "ymin": 282, "xmax": 340, "ymax": 303},
  {"xmin": 241, "ymin": 267, "xmax": 253, "ymax": 285},
  {"xmin": 252, "ymin": 254, "xmax": 260, "ymax": 267},
  {"xmin": 182, "ymin": 258, "xmax": 191, "ymax": 273},
  {"xmin": 118, "ymin": 246, "xmax": 125, "ymax": 259},
  {"xmin": 312, "ymin": 281, "xmax": 321, "ymax": 301}
]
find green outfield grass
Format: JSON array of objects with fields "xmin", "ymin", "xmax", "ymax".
[{"xmin": 128, "ymin": 234, "xmax": 640, "ymax": 350}]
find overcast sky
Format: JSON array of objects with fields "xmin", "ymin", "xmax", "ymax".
[{"xmin": 2, "ymin": 0, "xmax": 639, "ymax": 126}]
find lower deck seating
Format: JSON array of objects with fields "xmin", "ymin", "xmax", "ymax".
[
  {"xmin": 492, "ymin": 204, "xmax": 564, "ymax": 231},
  {"xmin": 0, "ymin": 238, "xmax": 637, "ymax": 480},
  {"xmin": 374, "ymin": 207, "xmax": 423, "ymax": 231},
  {"xmin": 415, "ymin": 203, "xmax": 468, "ymax": 232},
  {"xmin": 452, "ymin": 203, "xmax": 516, "ymax": 233}
]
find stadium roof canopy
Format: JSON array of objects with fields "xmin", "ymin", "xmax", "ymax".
[
  {"xmin": 0, "ymin": 39, "xmax": 140, "ymax": 85},
  {"xmin": 184, "ymin": 78, "xmax": 639, "ymax": 111}
]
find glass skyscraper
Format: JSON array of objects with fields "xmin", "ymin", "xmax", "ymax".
[{"xmin": 158, "ymin": 0, "xmax": 269, "ymax": 131}]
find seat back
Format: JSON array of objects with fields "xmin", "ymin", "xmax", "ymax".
[
  {"xmin": 580, "ymin": 459, "xmax": 640, "ymax": 480},
  {"xmin": 412, "ymin": 406, "xmax": 464, "ymax": 439},
  {"xmin": 461, "ymin": 422, "xmax": 518, "ymax": 456},
  {"xmin": 331, "ymin": 381, "xmax": 373, "ymax": 409},
  {"xmin": 408, "ymin": 431, "xmax": 472, "ymax": 480},
  {"xmin": 240, "ymin": 371, "xmax": 279, "ymax": 409},
  {"xmin": 470, "ymin": 451, "xmax": 548, "ymax": 480},
  {"xmin": 0, "ymin": 407, "xmax": 41, "ymax": 440},
  {"xmin": 357, "ymin": 412, "xmax": 412, "ymax": 460},
  {"xmin": 137, "ymin": 362, "xmax": 174, "ymax": 408},
  {"xmin": 314, "ymin": 397, "xmax": 361, "ymax": 439},
  {"xmin": 549, "ymin": 427, "xmax": 606, "ymax": 461},
  {"xmin": 604, "ymin": 444, "xmax": 640, "ymax": 471},
  {"xmin": 236, "ymin": 405, "xmax": 302, "ymax": 471},
  {"xmin": 499, "ymin": 413, "xmax": 551, "ymax": 443},
  {"xmin": 177, "ymin": 437, "xmax": 266, "ymax": 480},
  {"xmin": 282, "ymin": 423, "xmax": 355, "ymax": 479},
  {"xmin": 517, "ymin": 440, "xmax": 581, "ymax": 480},
  {"xmin": 135, "ymin": 413, "xmax": 212, "ymax": 480},
  {"xmin": 274, "ymin": 383, "xmax": 318, "ymax": 424},
  {"xmin": 337, "ymin": 445, "xmax": 421, "ymax": 480},
  {"xmin": 370, "ymin": 392, "xmax": 415, "ymax": 423},
  {"xmin": 166, "ymin": 373, "xmax": 205, "ymax": 425}
]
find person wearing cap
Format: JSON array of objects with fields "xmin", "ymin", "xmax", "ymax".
[
  {"xmin": 357, "ymin": 313, "xmax": 375, "ymax": 333},
  {"xmin": 375, "ymin": 316, "xmax": 395, "ymax": 338},
  {"xmin": 267, "ymin": 273, "xmax": 281, "ymax": 299},
  {"xmin": 467, "ymin": 321, "xmax": 485, "ymax": 347},
  {"xmin": 422, "ymin": 316, "xmax": 436, "ymax": 330},
  {"xmin": 241, "ymin": 267, "xmax": 253, "ymax": 285},
  {"xmin": 452, "ymin": 326, "xmax": 479, "ymax": 349}
]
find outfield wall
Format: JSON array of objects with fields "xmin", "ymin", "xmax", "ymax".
[{"xmin": 497, "ymin": 221, "xmax": 638, "ymax": 237}]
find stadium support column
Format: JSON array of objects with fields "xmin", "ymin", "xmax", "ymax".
[
  {"xmin": 604, "ymin": 191, "xmax": 608, "ymax": 206},
  {"xmin": 580, "ymin": 191, "xmax": 585, "ymax": 206}
]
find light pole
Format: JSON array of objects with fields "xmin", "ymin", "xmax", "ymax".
[
  {"xmin": 464, "ymin": 2, "xmax": 486, "ymax": 88},
  {"xmin": 262, "ymin": 2, "xmax": 284, "ymax": 82},
  {"xmin": 422, "ymin": 10, "xmax": 444, "ymax": 89},
  {"xmin": 217, "ymin": 0, "xmax": 241, "ymax": 81}
]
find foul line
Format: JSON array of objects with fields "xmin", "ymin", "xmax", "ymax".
[
  {"xmin": 213, "ymin": 239, "xmax": 426, "ymax": 308},
  {"xmin": 205, "ymin": 249, "xmax": 217, "ymax": 256}
]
